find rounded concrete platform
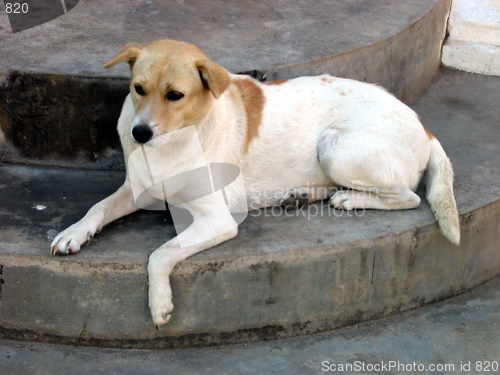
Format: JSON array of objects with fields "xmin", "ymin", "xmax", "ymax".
[
  {"xmin": 0, "ymin": 0, "xmax": 450, "ymax": 169},
  {"xmin": 0, "ymin": 70, "xmax": 498, "ymax": 348}
]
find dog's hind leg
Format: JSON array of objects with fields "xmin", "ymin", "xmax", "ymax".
[
  {"xmin": 317, "ymin": 127, "xmax": 423, "ymax": 211},
  {"xmin": 50, "ymin": 180, "xmax": 143, "ymax": 255}
]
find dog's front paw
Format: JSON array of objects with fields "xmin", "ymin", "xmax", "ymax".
[
  {"xmin": 50, "ymin": 221, "xmax": 100, "ymax": 255},
  {"xmin": 149, "ymin": 287, "xmax": 174, "ymax": 329}
]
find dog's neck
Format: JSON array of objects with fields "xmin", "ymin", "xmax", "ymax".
[{"xmin": 194, "ymin": 87, "xmax": 245, "ymax": 167}]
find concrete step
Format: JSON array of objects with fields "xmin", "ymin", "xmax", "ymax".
[
  {"xmin": 441, "ymin": 0, "xmax": 500, "ymax": 75},
  {"xmin": 0, "ymin": 70, "xmax": 499, "ymax": 349},
  {"xmin": 1, "ymin": 277, "xmax": 498, "ymax": 375},
  {"xmin": 0, "ymin": 0, "xmax": 451, "ymax": 169}
]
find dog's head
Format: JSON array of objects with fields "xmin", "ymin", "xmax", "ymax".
[{"xmin": 105, "ymin": 40, "xmax": 230, "ymax": 144}]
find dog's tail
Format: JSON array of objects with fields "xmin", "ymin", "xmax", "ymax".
[{"xmin": 425, "ymin": 137, "xmax": 460, "ymax": 245}]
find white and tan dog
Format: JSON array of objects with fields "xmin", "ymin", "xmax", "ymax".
[{"xmin": 50, "ymin": 40, "xmax": 460, "ymax": 328}]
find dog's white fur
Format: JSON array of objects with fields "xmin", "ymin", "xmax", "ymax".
[{"xmin": 51, "ymin": 40, "xmax": 460, "ymax": 327}]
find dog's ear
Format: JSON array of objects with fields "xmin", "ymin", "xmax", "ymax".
[
  {"xmin": 104, "ymin": 43, "xmax": 145, "ymax": 69},
  {"xmin": 196, "ymin": 59, "xmax": 230, "ymax": 99}
]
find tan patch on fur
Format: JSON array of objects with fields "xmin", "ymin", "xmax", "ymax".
[
  {"xmin": 417, "ymin": 115, "xmax": 435, "ymax": 139},
  {"xmin": 264, "ymin": 79, "xmax": 289, "ymax": 86},
  {"xmin": 336, "ymin": 87, "xmax": 347, "ymax": 96},
  {"xmin": 233, "ymin": 79, "xmax": 265, "ymax": 153},
  {"xmin": 424, "ymin": 127, "xmax": 435, "ymax": 139}
]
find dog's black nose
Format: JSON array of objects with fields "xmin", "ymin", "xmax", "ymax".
[{"xmin": 132, "ymin": 124, "xmax": 153, "ymax": 144}]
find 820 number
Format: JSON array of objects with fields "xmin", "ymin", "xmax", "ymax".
[{"xmin": 5, "ymin": 2, "xmax": 29, "ymax": 14}]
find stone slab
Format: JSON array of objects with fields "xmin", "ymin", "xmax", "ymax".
[
  {"xmin": 441, "ymin": 0, "xmax": 500, "ymax": 75},
  {"xmin": 442, "ymin": 40, "xmax": 500, "ymax": 76},
  {"xmin": 447, "ymin": 0, "xmax": 500, "ymax": 45}
]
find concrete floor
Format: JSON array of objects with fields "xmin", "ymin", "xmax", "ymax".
[{"xmin": 1, "ymin": 277, "xmax": 498, "ymax": 375}]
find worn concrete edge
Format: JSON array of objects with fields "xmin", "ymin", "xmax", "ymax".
[
  {"xmin": 1, "ymin": 275, "xmax": 498, "ymax": 372},
  {"xmin": 0, "ymin": 278, "xmax": 496, "ymax": 351},
  {"xmin": 441, "ymin": 41, "xmax": 500, "ymax": 76},
  {"xmin": 0, "ymin": 198, "xmax": 498, "ymax": 349},
  {"xmin": 0, "ymin": 198, "xmax": 497, "ymax": 273}
]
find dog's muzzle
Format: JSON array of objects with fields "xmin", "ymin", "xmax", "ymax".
[{"xmin": 132, "ymin": 124, "xmax": 153, "ymax": 144}]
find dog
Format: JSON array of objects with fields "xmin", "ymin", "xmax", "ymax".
[{"xmin": 50, "ymin": 39, "xmax": 460, "ymax": 328}]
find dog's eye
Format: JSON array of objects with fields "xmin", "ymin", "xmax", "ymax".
[
  {"xmin": 134, "ymin": 84, "xmax": 145, "ymax": 96},
  {"xmin": 166, "ymin": 91, "xmax": 184, "ymax": 101}
]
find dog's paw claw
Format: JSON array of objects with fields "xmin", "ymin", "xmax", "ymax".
[
  {"xmin": 150, "ymin": 299, "xmax": 174, "ymax": 328},
  {"xmin": 49, "ymin": 222, "xmax": 98, "ymax": 256}
]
